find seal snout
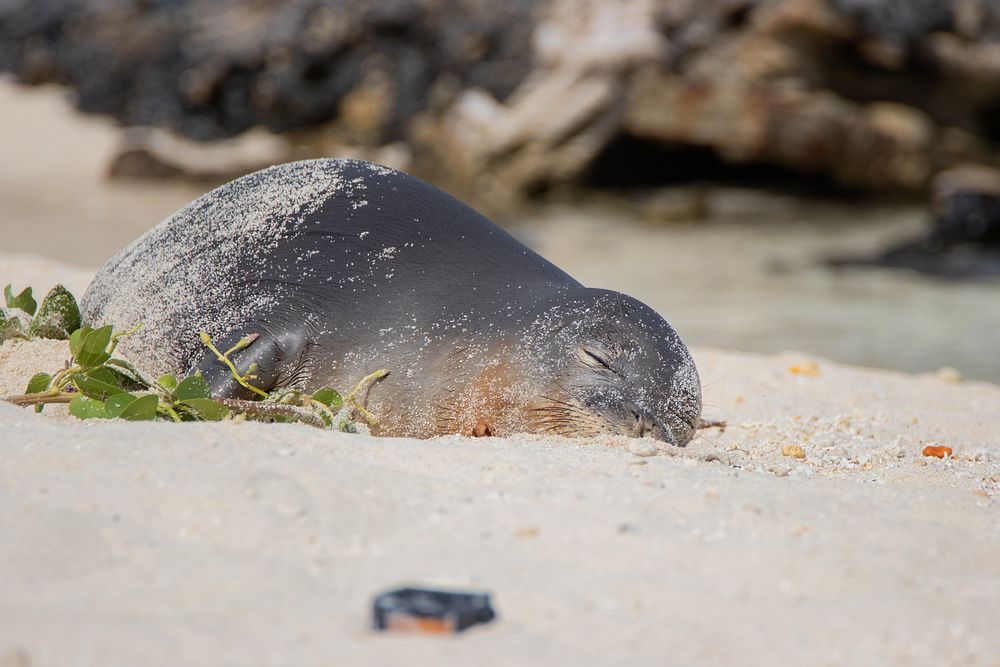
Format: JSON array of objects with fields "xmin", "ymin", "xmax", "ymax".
[
  {"xmin": 628, "ymin": 407, "xmax": 654, "ymax": 439},
  {"xmin": 521, "ymin": 288, "xmax": 702, "ymax": 445},
  {"xmin": 627, "ymin": 406, "xmax": 670, "ymax": 443},
  {"xmin": 625, "ymin": 404, "xmax": 691, "ymax": 446}
]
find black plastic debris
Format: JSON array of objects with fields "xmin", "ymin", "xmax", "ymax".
[{"xmin": 373, "ymin": 587, "xmax": 496, "ymax": 634}]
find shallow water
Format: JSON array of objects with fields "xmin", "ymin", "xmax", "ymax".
[
  {"xmin": 516, "ymin": 191, "xmax": 1000, "ymax": 384},
  {"xmin": 2, "ymin": 79, "xmax": 998, "ymax": 384}
]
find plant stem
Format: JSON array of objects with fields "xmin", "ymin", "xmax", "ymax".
[
  {"xmin": 309, "ymin": 400, "xmax": 336, "ymax": 427},
  {"xmin": 161, "ymin": 404, "xmax": 182, "ymax": 423},
  {"xmin": 215, "ymin": 398, "xmax": 326, "ymax": 428},
  {"xmin": 224, "ymin": 333, "xmax": 259, "ymax": 357},
  {"xmin": 345, "ymin": 368, "xmax": 389, "ymax": 425},
  {"xmin": 199, "ymin": 331, "xmax": 268, "ymax": 398},
  {"xmin": 49, "ymin": 366, "xmax": 79, "ymax": 391},
  {"xmin": 108, "ymin": 322, "xmax": 142, "ymax": 355},
  {"xmin": 4, "ymin": 391, "xmax": 74, "ymax": 407}
]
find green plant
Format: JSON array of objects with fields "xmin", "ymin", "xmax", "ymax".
[
  {"xmin": 3, "ymin": 283, "xmax": 387, "ymax": 431},
  {"xmin": 1, "ymin": 284, "xmax": 81, "ymax": 342}
]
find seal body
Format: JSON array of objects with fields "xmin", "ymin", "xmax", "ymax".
[{"xmin": 83, "ymin": 159, "xmax": 701, "ymax": 443}]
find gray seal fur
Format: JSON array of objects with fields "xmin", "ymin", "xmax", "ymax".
[{"xmin": 82, "ymin": 159, "xmax": 701, "ymax": 442}]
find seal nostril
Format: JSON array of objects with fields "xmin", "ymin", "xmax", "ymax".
[{"xmin": 629, "ymin": 409, "xmax": 655, "ymax": 438}]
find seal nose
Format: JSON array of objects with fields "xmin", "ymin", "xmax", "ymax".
[
  {"xmin": 626, "ymin": 407, "xmax": 677, "ymax": 444},
  {"xmin": 629, "ymin": 408, "xmax": 655, "ymax": 439}
]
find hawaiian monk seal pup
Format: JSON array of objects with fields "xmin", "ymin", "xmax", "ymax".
[{"xmin": 82, "ymin": 159, "xmax": 701, "ymax": 444}]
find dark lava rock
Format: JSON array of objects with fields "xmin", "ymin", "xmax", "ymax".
[
  {"xmin": 933, "ymin": 165, "xmax": 1000, "ymax": 244},
  {"xmin": 6, "ymin": 0, "xmax": 1000, "ymax": 210},
  {"xmin": 830, "ymin": 165, "xmax": 1000, "ymax": 279},
  {"xmin": 0, "ymin": 0, "xmax": 540, "ymax": 141},
  {"xmin": 861, "ymin": 236, "xmax": 1000, "ymax": 279}
]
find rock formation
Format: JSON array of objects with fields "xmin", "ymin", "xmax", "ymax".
[{"xmin": 5, "ymin": 0, "xmax": 1000, "ymax": 206}]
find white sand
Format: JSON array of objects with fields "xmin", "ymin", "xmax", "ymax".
[{"xmin": 1, "ymin": 255, "xmax": 998, "ymax": 666}]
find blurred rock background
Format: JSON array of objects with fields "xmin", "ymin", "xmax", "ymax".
[{"xmin": 5, "ymin": 0, "xmax": 1000, "ymax": 207}]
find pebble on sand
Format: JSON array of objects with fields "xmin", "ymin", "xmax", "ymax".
[
  {"xmin": 782, "ymin": 444, "xmax": 807, "ymax": 459},
  {"xmin": 922, "ymin": 445, "xmax": 953, "ymax": 459}
]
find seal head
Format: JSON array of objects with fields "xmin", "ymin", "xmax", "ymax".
[{"xmin": 519, "ymin": 289, "xmax": 701, "ymax": 445}]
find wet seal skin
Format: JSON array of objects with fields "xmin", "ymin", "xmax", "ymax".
[{"xmin": 82, "ymin": 159, "xmax": 701, "ymax": 443}]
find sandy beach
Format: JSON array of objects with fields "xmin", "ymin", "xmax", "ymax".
[{"xmin": 1, "ymin": 253, "xmax": 998, "ymax": 666}]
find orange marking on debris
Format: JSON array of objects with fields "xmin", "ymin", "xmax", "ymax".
[{"xmin": 385, "ymin": 613, "xmax": 455, "ymax": 634}]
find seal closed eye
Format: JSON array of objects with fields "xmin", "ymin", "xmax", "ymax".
[{"xmin": 82, "ymin": 158, "xmax": 702, "ymax": 444}]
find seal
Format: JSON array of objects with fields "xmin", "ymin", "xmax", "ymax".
[{"xmin": 82, "ymin": 159, "xmax": 702, "ymax": 443}]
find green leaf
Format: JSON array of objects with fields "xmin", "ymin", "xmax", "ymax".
[
  {"xmin": 28, "ymin": 285, "xmax": 81, "ymax": 340},
  {"xmin": 4, "ymin": 284, "xmax": 37, "ymax": 316},
  {"xmin": 157, "ymin": 374, "xmax": 178, "ymax": 392},
  {"xmin": 83, "ymin": 324, "xmax": 113, "ymax": 353},
  {"xmin": 72, "ymin": 367, "xmax": 126, "ymax": 400},
  {"xmin": 177, "ymin": 398, "xmax": 230, "ymax": 421},
  {"xmin": 103, "ymin": 367, "xmax": 145, "ymax": 392},
  {"xmin": 104, "ymin": 393, "xmax": 138, "ymax": 418},
  {"xmin": 0, "ymin": 306, "xmax": 28, "ymax": 342},
  {"xmin": 25, "ymin": 372, "xmax": 52, "ymax": 394},
  {"xmin": 119, "ymin": 394, "xmax": 159, "ymax": 421},
  {"xmin": 105, "ymin": 358, "xmax": 151, "ymax": 389},
  {"xmin": 311, "ymin": 386, "xmax": 343, "ymax": 409},
  {"xmin": 69, "ymin": 326, "xmax": 91, "ymax": 358},
  {"xmin": 88, "ymin": 367, "xmax": 119, "ymax": 384},
  {"xmin": 26, "ymin": 372, "xmax": 52, "ymax": 413},
  {"xmin": 0, "ymin": 309, "xmax": 11, "ymax": 341},
  {"xmin": 76, "ymin": 325, "xmax": 114, "ymax": 368},
  {"xmin": 175, "ymin": 375, "xmax": 210, "ymax": 401},
  {"xmin": 69, "ymin": 394, "xmax": 108, "ymax": 420}
]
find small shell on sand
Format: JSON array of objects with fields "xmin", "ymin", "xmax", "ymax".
[
  {"xmin": 782, "ymin": 444, "xmax": 806, "ymax": 459},
  {"xmin": 935, "ymin": 367, "xmax": 963, "ymax": 383},
  {"xmin": 788, "ymin": 361, "xmax": 821, "ymax": 377}
]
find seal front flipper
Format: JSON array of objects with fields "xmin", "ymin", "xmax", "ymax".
[{"xmin": 188, "ymin": 325, "xmax": 313, "ymax": 399}]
